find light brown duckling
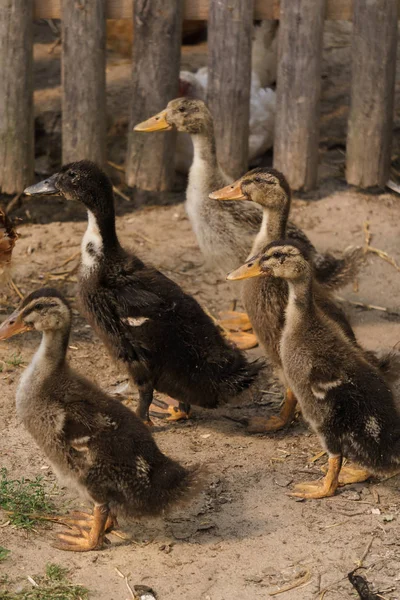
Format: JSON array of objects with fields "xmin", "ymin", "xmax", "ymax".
[
  {"xmin": 240, "ymin": 241, "xmax": 400, "ymax": 499},
  {"xmin": 213, "ymin": 168, "xmax": 364, "ymax": 433},
  {"xmin": 0, "ymin": 288, "xmax": 202, "ymax": 550}
]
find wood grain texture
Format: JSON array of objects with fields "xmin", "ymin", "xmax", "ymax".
[
  {"xmin": 273, "ymin": 0, "xmax": 326, "ymax": 191},
  {"xmin": 61, "ymin": 0, "xmax": 106, "ymax": 165},
  {"xmin": 346, "ymin": 0, "xmax": 398, "ymax": 188},
  {"xmin": 207, "ymin": 0, "xmax": 253, "ymax": 179},
  {"xmin": 0, "ymin": 0, "xmax": 34, "ymax": 194},
  {"xmin": 125, "ymin": 0, "xmax": 182, "ymax": 191},
  {"xmin": 33, "ymin": 0, "xmax": 359, "ymax": 20}
]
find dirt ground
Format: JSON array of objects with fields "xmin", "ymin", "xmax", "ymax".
[
  {"xmin": 1, "ymin": 18, "xmax": 400, "ymax": 600},
  {"xmin": 1, "ymin": 188, "xmax": 400, "ymax": 600}
]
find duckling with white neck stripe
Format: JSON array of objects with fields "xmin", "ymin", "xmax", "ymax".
[{"xmin": 24, "ymin": 161, "xmax": 263, "ymax": 424}]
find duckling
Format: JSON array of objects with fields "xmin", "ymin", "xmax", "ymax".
[
  {"xmin": 0, "ymin": 288, "xmax": 202, "ymax": 550},
  {"xmin": 24, "ymin": 161, "xmax": 263, "ymax": 424},
  {"xmin": 134, "ymin": 98, "xmax": 262, "ymax": 348},
  {"xmin": 0, "ymin": 207, "xmax": 18, "ymax": 280},
  {"xmin": 212, "ymin": 168, "xmax": 364, "ymax": 433},
  {"xmin": 233, "ymin": 240, "xmax": 400, "ymax": 498}
]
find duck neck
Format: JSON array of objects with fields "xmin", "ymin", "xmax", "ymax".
[
  {"xmin": 251, "ymin": 202, "xmax": 290, "ymax": 255},
  {"xmin": 16, "ymin": 325, "xmax": 70, "ymax": 417},
  {"xmin": 81, "ymin": 208, "xmax": 120, "ymax": 273},
  {"xmin": 38, "ymin": 327, "xmax": 70, "ymax": 371},
  {"xmin": 190, "ymin": 122, "xmax": 219, "ymax": 181},
  {"xmin": 285, "ymin": 276, "xmax": 316, "ymax": 330}
]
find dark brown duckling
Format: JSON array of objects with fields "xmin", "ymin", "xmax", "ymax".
[
  {"xmin": 24, "ymin": 161, "xmax": 263, "ymax": 424},
  {"xmin": 0, "ymin": 288, "xmax": 202, "ymax": 551},
  {"xmin": 235, "ymin": 241, "xmax": 400, "ymax": 499}
]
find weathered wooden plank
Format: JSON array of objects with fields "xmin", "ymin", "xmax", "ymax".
[
  {"xmin": 61, "ymin": 0, "xmax": 106, "ymax": 165},
  {"xmin": 273, "ymin": 0, "xmax": 326, "ymax": 191},
  {"xmin": 207, "ymin": 0, "xmax": 253, "ymax": 179},
  {"xmin": 0, "ymin": 0, "xmax": 34, "ymax": 194},
  {"xmin": 125, "ymin": 0, "xmax": 182, "ymax": 191},
  {"xmin": 34, "ymin": 0, "xmax": 357, "ymax": 21},
  {"xmin": 346, "ymin": 0, "xmax": 398, "ymax": 188}
]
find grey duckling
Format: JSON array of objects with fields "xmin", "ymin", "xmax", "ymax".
[{"xmin": 0, "ymin": 288, "xmax": 202, "ymax": 550}]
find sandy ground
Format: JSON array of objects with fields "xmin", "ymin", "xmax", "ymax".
[
  {"xmin": 1, "ymin": 17, "xmax": 400, "ymax": 600},
  {"xmin": 0, "ymin": 188, "xmax": 400, "ymax": 600}
]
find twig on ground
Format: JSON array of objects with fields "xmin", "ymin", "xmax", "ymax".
[
  {"xmin": 115, "ymin": 568, "xmax": 135, "ymax": 599},
  {"xmin": 335, "ymin": 295, "xmax": 399, "ymax": 317},
  {"xmin": 318, "ymin": 575, "xmax": 348, "ymax": 599},
  {"xmin": 6, "ymin": 192, "xmax": 22, "ymax": 214},
  {"xmin": 113, "ymin": 185, "xmax": 131, "ymax": 202},
  {"xmin": 357, "ymin": 535, "xmax": 375, "ymax": 568},
  {"xmin": 9, "ymin": 279, "xmax": 23, "ymax": 299},
  {"xmin": 108, "ymin": 161, "xmax": 125, "ymax": 173},
  {"xmin": 269, "ymin": 570, "xmax": 311, "ymax": 596},
  {"xmin": 363, "ymin": 221, "xmax": 400, "ymax": 272}
]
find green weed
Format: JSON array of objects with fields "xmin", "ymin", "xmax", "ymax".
[
  {"xmin": 0, "ymin": 563, "xmax": 89, "ymax": 599},
  {"xmin": 5, "ymin": 354, "xmax": 24, "ymax": 367},
  {"xmin": 0, "ymin": 468, "xmax": 55, "ymax": 529},
  {"xmin": 0, "ymin": 547, "xmax": 10, "ymax": 562}
]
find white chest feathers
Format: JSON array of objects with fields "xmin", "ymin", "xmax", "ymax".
[{"xmin": 81, "ymin": 211, "xmax": 103, "ymax": 275}]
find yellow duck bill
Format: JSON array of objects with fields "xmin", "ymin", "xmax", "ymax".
[
  {"xmin": 0, "ymin": 309, "xmax": 31, "ymax": 340},
  {"xmin": 134, "ymin": 110, "xmax": 172, "ymax": 132},
  {"xmin": 227, "ymin": 257, "xmax": 268, "ymax": 281},
  {"xmin": 209, "ymin": 179, "xmax": 246, "ymax": 201}
]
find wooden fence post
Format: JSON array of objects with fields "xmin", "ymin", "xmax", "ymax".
[
  {"xmin": 273, "ymin": 0, "xmax": 326, "ymax": 191},
  {"xmin": 346, "ymin": 0, "xmax": 398, "ymax": 188},
  {"xmin": 0, "ymin": 0, "xmax": 34, "ymax": 194},
  {"xmin": 207, "ymin": 0, "xmax": 254, "ymax": 180},
  {"xmin": 125, "ymin": 0, "xmax": 183, "ymax": 192},
  {"xmin": 61, "ymin": 0, "xmax": 106, "ymax": 166}
]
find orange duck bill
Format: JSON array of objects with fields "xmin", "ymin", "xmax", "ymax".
[
  {"xmin": 227, "ymin": 256, "xmax": 270, "ymax": 281},
  {"xmin": 134, "ymin": 110, "xmax": 172, "ymax": 132},
  {"xmin": 0, "ymin": 309, "xmax": 31, "ymax": 340},
  {"xmin": 209, "ymin": 178, "xmax": 246, "ymax": 201}
]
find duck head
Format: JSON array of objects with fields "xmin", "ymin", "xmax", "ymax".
[
  {"xmin": 24, "ymin": 161, "xmax": 114, "ymax": 217},
  {"xmin": 227, "ymin": 240, "xmax": 311, "ymax": 282},
  {"xmin": 134, "ymin": 98, "xmax": 213, "ymax": 135},
  {"xmin": 209, "ymin": 167, "xmax": 291, "ymax": 208},
  {"xmin": 0, "ymin": 288, "xmax": 71, "ymax": 340}
]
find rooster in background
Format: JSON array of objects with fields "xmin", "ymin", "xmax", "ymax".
[{"xmin": 0, "ymin": 209, "xmax": 18, "ymax": 281}]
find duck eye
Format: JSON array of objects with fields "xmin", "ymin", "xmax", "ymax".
[
  {"xmin": 34, "ymin": 303, "xmax": 46, "ymax": 311},
  {"xmin": 67, "ymin": 170, "xmax": 77, "ymax": 179},
  {"xmin": 178, "ymin": 107, "xmax": 186, "ymax": 113},
  {"xmin": 254, "ymin": 177, "xmax": 262, "ymax": 184}
]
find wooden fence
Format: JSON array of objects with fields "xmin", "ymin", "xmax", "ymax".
[{"xmin": 0, "ymin": 0, "xmax": 398, "ymax": 194}]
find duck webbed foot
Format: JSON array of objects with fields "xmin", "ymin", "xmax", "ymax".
[
  {"xmin": 218, "ymin": 310, "xmax": 258, "ymax": 350},
  {"xmin": 52, "ymin": 505, "xmax": 111, "ymax": 552},
  {"xmin": 150, "ymin": 396, "xmax": 191, "ymax": 421},
  {"xmin": 290, "ymin": 455, "xmax": 342, "ymax": 499},
  {"xmin": 247, "ymin": 388, "xmax": 298, "ymax": 433},
  {"xmin": 325, "ymin": 464, "xmax": 371, "ymax": 486}
]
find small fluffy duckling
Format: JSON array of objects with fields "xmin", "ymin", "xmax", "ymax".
[
  {"xmin": 0, "ymin": 288, "xmax": 202, "ymax": 550},
  {"xmin": 237, "ymin": 241, "xmax": 400, "ymax": 499},
  {"xmin": 24, "ymin": 162, "xmax": 263, "ymax": 423},
  {"xmin": 135, "ymin": 98, "xmax": 263, "ymax": 347},
  {"xmin": 213, "ymin": 168, "xmax": 363, "ymax": 433}
]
